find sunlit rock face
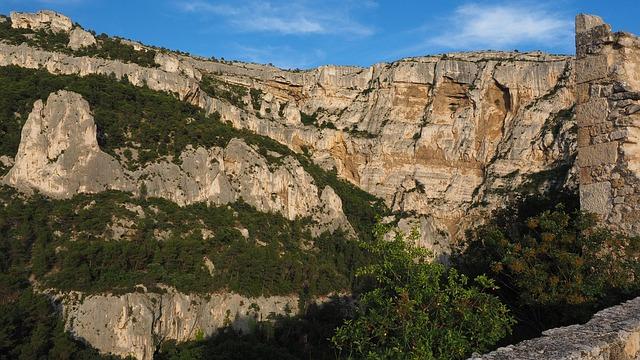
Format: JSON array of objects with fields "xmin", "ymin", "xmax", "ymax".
[
  {"xmin": 50, "ymin": 288, "xmax": 298, "ymax": 360},
  {"xmin": 3, "ymin": 90, "xmax": 352, "ymax": 234},
  {"xmin": 0, "ymin": 36, "xmax": 577, "ymax": 245}
]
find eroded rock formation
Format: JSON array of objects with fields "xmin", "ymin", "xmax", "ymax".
[
  {"xmin": 0, "ymin": 39, "xmax": 577, "ymax": 244},
  {"xmin": 3, "ymin": 90, "xmax": 352, "ymax": 233},
  {"xmin": 47, "ymin": 287, "xmax": 298, "ymax": 360}
]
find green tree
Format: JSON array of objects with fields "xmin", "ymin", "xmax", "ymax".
[
  {"xmin": 332, "ymin": 224, "xmax": 513, "ymax": 360},
  {"xmin": 456, "ymin": 194, "xmax": 640, "ymax": 339}
]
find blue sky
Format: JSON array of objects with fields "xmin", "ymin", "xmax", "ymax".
[{"xmin": 1, "ymin": 0, "xmax": 638, "ymax": 69}]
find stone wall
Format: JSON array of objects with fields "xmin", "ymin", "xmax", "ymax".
[
  {"xmin": 469, "ymin": 296, "xmax": 640, "ymax": 360},
  {"xmin": 576, "ymin": 14, "xmax": 640, "ymax": 236}
]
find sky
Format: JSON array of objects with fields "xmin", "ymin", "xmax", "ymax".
[{"xmin": 1, "ymin": 0, "xmax": 638, "ymax": 69}]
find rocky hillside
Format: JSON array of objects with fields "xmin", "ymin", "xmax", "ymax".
[
  {"xmin": 0, "ymin": 10, "xmax": 581, "ymax": 360},
  {"xmin": 0, "ymin": 10, "xmax": 578, "ymax": 245}
]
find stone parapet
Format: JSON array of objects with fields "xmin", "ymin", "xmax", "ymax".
[{"xmin": 470, "ymin": 297, "xmax": 640, "ymax": 360}]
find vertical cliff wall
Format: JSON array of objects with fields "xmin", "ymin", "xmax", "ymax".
[{"xmin": 577, "ymin": 14, "xmax": 640, "ymax": 236}]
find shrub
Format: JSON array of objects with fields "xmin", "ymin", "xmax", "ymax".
[{"xmin": 332, "ymin": 224, "xmax": 514, "ymax": 359}]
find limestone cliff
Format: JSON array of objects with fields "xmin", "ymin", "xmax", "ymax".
[
  {"xmin": 3, "ymin": 90, "xmax": 352, "ymax": 233},
  {"xmin": 0, "ymin": 41, "xmax": 576, "ymax": 244},
  {"xmin": 0, "ymin": 10, "xmax": 596, "ymax": 359},
  {"xmin": 46, "ymin": 287, "xmax": 298, "ymax": 360}
]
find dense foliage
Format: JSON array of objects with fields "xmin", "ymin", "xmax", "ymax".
[
  {"xmin": 331, "ymin": 224, "xmax": 514, "ymax": 360},
  {"xmin": 200, "ymin": 75, "xmax": 247, "ymax": 108},
  {"xmin": 0, "ymin": 18, "xmax": 157, "ymax": 67},
  {"xmin": 455, "ymin": 193, "xmax": 640, "ymax": 341},
  {"xmin": 0, "ymin": 186, "xmax": 368, "ymax": 297},
  {"xmin": 75, "ymin": 33, "xmax": 157, "ymax": 67}
]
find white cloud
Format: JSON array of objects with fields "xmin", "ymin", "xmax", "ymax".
[
  {"xmin": 428, "ymin": 3, "xmax": 573, "ymax": 50},
  {"xmin": 177, "ymin": 0, "xmax": 373, "ymax": 36}
]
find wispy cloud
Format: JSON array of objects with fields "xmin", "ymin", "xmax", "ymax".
[
  {"xmin": 177, "ymin": 0, "xmax": 374, "ymax": 36},
  {"xmin": 426, "ymin": 3, "xmax": 572, "ymax": 51}
]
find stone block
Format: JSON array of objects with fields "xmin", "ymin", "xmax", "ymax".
[
  {"xmin": 577, "ymin": 127, "xmax": 591, "ymax": 147},
  {"xmin": 576, "ymin": 83, "xmax": 591, "ymax": 104},
  {"xmin": 578, "ymin": 142, "xmax": 618, "ymax": 167},
  {"xmin": 580, "ymin": 181, "xmax": 612, "ymax": 215},
  {"xmin": 575, "ymin": 14, "xmax": 605, "ymax": 34},
  {"xmin": 576, "ymin": 55, "xmax": 609, "ymax": 84},
  {"xmin": 576, "ymin": 98, "xmax": 609, "ymax": 127},
  {"xmin": 610, "ymin": 129, "xmax": 628, "ymax": 141}
]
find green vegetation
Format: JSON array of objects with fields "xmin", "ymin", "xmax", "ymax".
[
  {"xmin": 332, "ymin": 224, "xmax": 514, "ymax": 359},
  {"xmin": 0, "ymin": 186, "xmax": 368, "ymax": 297},
  {"xmin": 75, "ymin": 34, "xmax": 157, "ymax": 67},
  {"xmin": 0, "ymin": 19, "xmax": 157, "ymax": 67},
  {"xmin": 200, "ymin": 75, "xmax": 247, "ymax": 108},
  {"xmin": 0, "ymin": 18, "xmax": 70, "ymax": 52},
  {"xmin": 0, "ymin": 65, "xmax": 386, "ymax": 238},
  {"xmin": 300, "ymin": 110, "xmax": 337, "ymax": 130},
  {"xmin": 250, "ymin": 88, "xmax": 263, "ymax": 111},
  {"xmin": 455, "ymin": 192, "xmax": 640, "ymax": 342}
]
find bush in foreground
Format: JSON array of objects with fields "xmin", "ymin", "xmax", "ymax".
[{"xmin": 332, "ymin": 224, "xmax": 514, "ymax": 360}]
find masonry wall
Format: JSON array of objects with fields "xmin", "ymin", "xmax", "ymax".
[
  {"xmin": 469, "ymin": 296, "xmax": 640, "ymax": 360},
  {"xmin": 576, "ymin": 14, "xmax": 640, "ymax": 236}
]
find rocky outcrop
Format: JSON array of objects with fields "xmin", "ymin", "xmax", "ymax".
[
  {"xmin": 3, "ymin": 90, "xmax": 127, "ymax": 197},
  {"xmin": 10, "ymin": 10, "xmax": 73, "ymax": 33},
  {"xmin": 3, "ymin": 90, "xmax": 352, "ymax": 233},
  {"xmin": 68, "ymin": 27, "xmax": 96, "ymax": 50},
  {"xmin": 576, "ymin": 14, "xmax": 640, "ymax": 236},
  {"xmin": 50, "ymin": 287, "xmax": 297, "ymax": 360},
  {"xmin": 470, "ymin": 296, "xmax": 640, "ymax": 360},
  {"xmin": 0, "ymin": 38, "xmax": 577, "ymax": 244}
]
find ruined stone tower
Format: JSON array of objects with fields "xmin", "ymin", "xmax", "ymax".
[{"xmin": 576, "ymin": 14, "xmax": 640, "ymax": 236}]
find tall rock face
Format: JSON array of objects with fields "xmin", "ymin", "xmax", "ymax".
[
  {"xmin": 576, "ymin": 14, "xmax": 640, "ymax": 236},
  {"xmin": 4, "ymin": 90, "xmax": 127, "ymax": 197},
  {"xmin": 185, "ymin": 52, "xmax": 577, "ymax": 239},
  {"xmin": 50, "ymin": 288, "xmax": 298, "ymax": 360},
  {"xmin": 3, "ymin": 90, "xmax": 352, "ymax": 233},
  {"xmin": 0, "ymin": 38, "xmax": 577, "ymax": 241}
]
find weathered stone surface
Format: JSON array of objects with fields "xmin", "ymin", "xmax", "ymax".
[
  {"xmin": 576, "ymin": 98, "xmax": 609, "ymax": 126},
  {"xmin": 576, "ymin": 13, "xmax": 640, "ymax": 236},
  {"xmin": 576, "ymin": 14, "xmax": 605, "ymax": 34},
  {"xmin": 67, "ymin": 27, "xmax": 96, "ymax": 50},
  {"xmin": 2, "ymin": 91, "xmax": 352, "ymax": 234},
  {"xmin": 578, "ymin": 142, "xmax": 618, "ymax": 167},
  {"xmin": 580, "ymin": 181, "xmax": 612, "ymax": 215},
  {"xmin": 49, "ymin": 287, "xmax": 298, "ymax": 360},
  {"xmin": 10, "ymin": 10, "xmax": 73, "ymax": 33},
  {"xmin": 470, "ymin": 296, "xmax": 640, "ymax": 360},
  {"xmin": 575, "ymin": 55, "xmax": 610, "ymax": 84},
  {"xmin": 3, "ymin": 90, "xmax": 128, "ymax": 197}
]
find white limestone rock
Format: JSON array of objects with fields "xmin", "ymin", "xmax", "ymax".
[
  {"xmin": 10, "ymin": 10, "xmax": 73, "ymax": 33},
  {"xmin": 67, "ymin": 27, "xmax": 97, "ymax": 50}
]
